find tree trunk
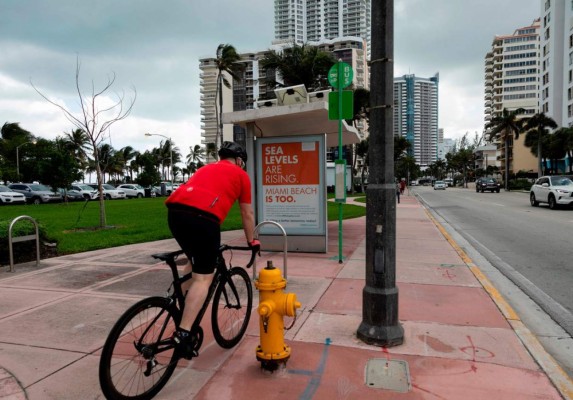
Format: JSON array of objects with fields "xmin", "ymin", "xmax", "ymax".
[
  {"xmin": 537, "ymin": 138, "xmax": 542, "ymax": 177},
  {"xmin": 92, "ymin": 146, "xmax": 107, "ymax": 228},
  {"xmin": 504, "ymin": 136, "xmax": 510, "ymax": 190}
]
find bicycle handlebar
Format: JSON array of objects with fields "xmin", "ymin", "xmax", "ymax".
[{"xmin": 219, "ymin": 244, "xmax": 260, "ymax": 269}]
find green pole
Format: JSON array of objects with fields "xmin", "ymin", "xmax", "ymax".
[{"xmin": 338, "ymin": 61, "xmax": 343, "ymax": 263}]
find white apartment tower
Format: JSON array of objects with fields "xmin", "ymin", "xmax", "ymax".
[
  {"xmin": 393, "ymin": 74, "xmax": 439, "ymax": 168},
  {"xmin": 540, "ymin": 0, "xmax": 573, "ymax": 128},
  {"xmin": 484, "ymin": 19, "xmax": 540, "ymax": 175},
  {"xmin": 274, "ymin": 0, "xmax": 371, "ymax": 57},
  {"xmin": 484, "ymin": 19, "xmax": 540, "ymax": 122}
]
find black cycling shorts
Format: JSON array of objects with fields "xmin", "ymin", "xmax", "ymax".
[{"xmin": 167, "ymin": 205, "xmax": 221, "ymax": 275}]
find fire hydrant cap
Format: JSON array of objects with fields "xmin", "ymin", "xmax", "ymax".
[
  {"xmin": 255, "ymin": 267, "xmax": 286, "ymax": 291},
  {"xmin": 285, "ymin": 293, "xmax": 301, "ymax": 317}
]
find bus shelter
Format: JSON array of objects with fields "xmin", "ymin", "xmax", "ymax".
[{"xmin": 223, "ymin": 98, "xmax": 360, "ymax": 252}]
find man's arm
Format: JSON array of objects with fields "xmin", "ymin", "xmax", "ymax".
[{"xmin": 239, "ymin": 202, "xmax": 256, "ymax": 243}]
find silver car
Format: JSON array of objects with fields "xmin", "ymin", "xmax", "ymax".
[
  {"xmin": 8, "ymin": 183, "xmax": 63, "ymax": 205},
  {"xmin": 433, "ymin": 180, "xmax": 447, "ymax": 190},
  {"xmin": 530, "ymin": 175, "xmax": 573, "ymax": 209}
]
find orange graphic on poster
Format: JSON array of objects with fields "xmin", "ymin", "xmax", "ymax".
[{"xmin": 262, "ymin": 142, "xmax": 319, "ymax": 185}]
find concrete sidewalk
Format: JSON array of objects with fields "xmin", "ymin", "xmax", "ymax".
[{"xmin": 1, "ymin": 193, "xmax": 572, "ymax": 399}]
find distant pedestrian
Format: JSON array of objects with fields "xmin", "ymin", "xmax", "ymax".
[
  {"xmin": 396, "ymin": 182, "xmax": 401, "ymax": 203},
  {"xmin": 400, "ymin": 179, "xmax": 406, "ymax": 195}
]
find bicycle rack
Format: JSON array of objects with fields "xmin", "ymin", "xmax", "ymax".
[
  {"xmin": 8, "ymin": 215, "xmax": 40, "ymax": 272},
  {"xmin": 253, "ymin": 221, "xmax": 287, "ymax": 280}
]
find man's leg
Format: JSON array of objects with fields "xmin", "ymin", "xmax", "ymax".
[{"xmin": 179, "ymin": 270, "xmax": 215, "ymax": 332}]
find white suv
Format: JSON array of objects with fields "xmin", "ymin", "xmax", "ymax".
[
  {"xmin": 71, "ymin": 183, "xmax": 98, "ymax": 200},
  {"xmin": 116, "ymin": 184, "xmax": 148, "ymax": 198},
  {"xmin": 530, "ymin": 176, "xmax": 573, "ymax": 210},
  {"xmin": 88, "ymin": 184, "xmax": 127, "ymax": 200}
]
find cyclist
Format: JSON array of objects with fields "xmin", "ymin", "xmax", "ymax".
[{"xmin": 165, "ymin": 141, "xmax": 260, "ymax": 359}]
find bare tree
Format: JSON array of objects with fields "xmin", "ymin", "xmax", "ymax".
[{"xmin": 32, "ymin": 57, "xmax": 136, "ymax": 227}]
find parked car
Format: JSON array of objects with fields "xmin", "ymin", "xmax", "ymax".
[
  {"xmin": 475, "ymin": 177, "xmax": 501, "ymax": 193},
  {"xmin": 0, "ymin": 184, "xmax": 26, "ymax": 205},
  {"xmin": 444, "ymin": 178, "xmax": 454, "ymax": 187},
  {"xmin": 433, "ymin": 180, "xmax": 447, "ymax": 190},
  {"xmin": 58, "ymin": 188, "xmax": 85, "ymax": 202},
  {"xmin": 8, "ymin": 183, "xmax": 63, "ymax": 204},
  {"xmin": 71, "ymin": 183, "xmax": 98, "ymax": 200},
  {"xmin": 88, "ymin": 183, "xmax": 127, "ymax": 200},
  {"xmin": 530, "ymin": 175, "xmax": 573, "ymax": 209},
  {"xmin": 152, "ymin": 182, "xmax": 179, "ymax": 196},
  {"xmin": 116, "ymin": 184, "xmax": 149, "ymax": 198}
]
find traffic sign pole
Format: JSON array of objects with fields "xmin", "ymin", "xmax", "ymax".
[{"xmin": 328, "ymin": 61, "xmax": 353, "ymax": 263}]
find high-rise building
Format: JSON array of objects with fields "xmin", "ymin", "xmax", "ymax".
[
  {"xmin": 484, "ymin": 19, "xmax": 540, "ymax": 175},
  {"xmin": 274, "ymin": 0, "xmax": 371, "ymax": 57},
  {"xmin": 393, "ymin": 74, "xmax": 439, "ymax": 168},
  {"xmin": 540, "ymin": 0, "xmax": 573, "ymax": 128}
]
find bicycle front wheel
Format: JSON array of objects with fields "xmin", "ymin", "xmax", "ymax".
[
  {"xmin": 211, "ymin": 267, "xmax": 253, "ymax": 348},
  {"xmin": 99, "ymin": 296, "xmax": 180, "ymax": 400}
]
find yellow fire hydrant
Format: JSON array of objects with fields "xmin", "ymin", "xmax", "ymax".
[{"xmin": 255, "ymin": 260, "xmax": 301, "ymax": 371}]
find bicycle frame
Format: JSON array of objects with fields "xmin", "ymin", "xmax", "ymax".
[{"xmin": 154, "ymin": 244, "xmax": 258, "ymax": 334}]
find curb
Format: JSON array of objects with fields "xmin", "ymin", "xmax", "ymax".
[{"xmin": 423, "ymin": 206, "xmax": 573, "ymax": 400}]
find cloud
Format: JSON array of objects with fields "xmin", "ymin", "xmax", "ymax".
[{"xmin": 0, "ymin": 0, "xmax": 541, "ymax": 159}]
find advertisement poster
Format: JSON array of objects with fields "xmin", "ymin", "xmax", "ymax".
[{"xmin": 256, "ymin": 136, "xmax": 325, "ymax": 236}]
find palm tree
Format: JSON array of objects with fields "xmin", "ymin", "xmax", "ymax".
[
  {"xmin": 260, "ymin": 43, "xmax": 336, "ymax": 91},
  {"xmin": 186, "ymin": 144, "xmax": 205, "ymax": 173},
  {"xmin": 523, "ymin": 113, "xmax": 557, "ymax": 177},
  {"xmin": 206, "ymin": 142, "xmax": 218, "ymax": 163},
  {"xmin": 97, "ymin": 144, "xmax": 116, "ymax": 184},
  {"xmin": 485, "ymin": 108, "xmax": 526, "ymax": 190},
  {"xmin": 117, "ymin": 146, "xmax": 138, "ymax": 183},
  {"xmin": 547, "ymin": 130, "xmax": 567, "ymax": 173},
  {"xmin": 215, "ymin": 44, "xmax": 244, "ymax": 149},
  {"xmin": 562, "ymin": 127, "xmax": 573, "ymax": 173}
]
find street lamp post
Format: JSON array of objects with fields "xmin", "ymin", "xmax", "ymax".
[
  {"xmin": 145, "ymin": 133, "xmax": 173, "ymax": 190},
  {"xmin": 16, "ymin": 140, "xmax": 37, "ymax": 182}
]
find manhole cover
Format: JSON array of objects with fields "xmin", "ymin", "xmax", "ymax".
[{"xmin": 365, "ymin": 359, "xmax": 411, "ymax": 392}]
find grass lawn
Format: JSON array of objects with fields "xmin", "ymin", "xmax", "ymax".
[{"xmin": 1, "ymin": 197, "xmax": 365, "ymax": 255}]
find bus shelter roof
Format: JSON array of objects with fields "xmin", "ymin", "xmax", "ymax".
[{"xmin": 222, "ymin": 101, "xmax": 361, "ymax": 147}]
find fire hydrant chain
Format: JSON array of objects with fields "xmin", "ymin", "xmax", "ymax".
[{"xmin": 262, "ymin": 315, "xmax": 269, "ymax": 333}]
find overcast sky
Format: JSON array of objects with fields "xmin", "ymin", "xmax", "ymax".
[{"xmin": 0, "ymin": 0, "xmax": 541, "ymax": 161}]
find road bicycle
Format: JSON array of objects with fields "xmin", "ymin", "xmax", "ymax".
[{"xmin": 98, "ymin": 244, "xmax": 258, "ymax": 400}]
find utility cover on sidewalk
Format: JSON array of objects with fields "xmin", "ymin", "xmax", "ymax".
[{"xmin": 365, "ymin": 359, "xmax": 411, "ymax": 393}]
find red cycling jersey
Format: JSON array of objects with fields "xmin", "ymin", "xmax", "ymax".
[{"xmin": 165, "ymin": 161, "xmax": 251, "ymax": 223}]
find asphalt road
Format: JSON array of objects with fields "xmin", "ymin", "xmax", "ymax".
[{"xmin": 413, "ymin": 184, "xmax": 573, "ymax": 336}]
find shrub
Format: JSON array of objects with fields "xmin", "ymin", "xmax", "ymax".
[
  {"xmin": 0, "ymin": 218, "xmax": 57, "ymax": 266},
  {"xmin": 509, "ymin": 179, "xmax": 532, "ymax": 191}
]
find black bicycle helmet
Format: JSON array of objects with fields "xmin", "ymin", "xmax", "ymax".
[{"xmin": 218, "ymin": 141, "xmax": 247, "ymax": 162}]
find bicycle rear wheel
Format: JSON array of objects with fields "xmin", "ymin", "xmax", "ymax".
[
  {"xmin": 99, "ymin": 296, "xmax": 180, "ymax": 400},
  {"xmin": 211, "ymin": 267, "xmax": 253, "ymax": 348}
]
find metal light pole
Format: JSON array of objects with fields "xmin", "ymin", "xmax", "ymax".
[
  {"xmin": 145, "ymin": 133, "xmax": 173, "ymax": 189},
  {"xmin": 357, "ymin": 0, "xmax": 404, "ymax": 346},
  {"xmin": 16, "ymin": 140, "xmax": 36, "ymax": 182}
]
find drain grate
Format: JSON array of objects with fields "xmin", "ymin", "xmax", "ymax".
[{"xmin": 365, "ymin": 359, "xmax": 411, "ymax": 393}]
